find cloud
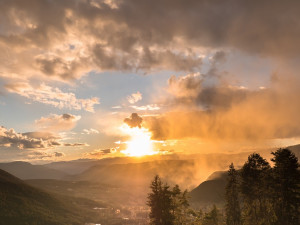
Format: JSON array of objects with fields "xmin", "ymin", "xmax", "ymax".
[
  {"xmin": 0, "ymin": 0, "xmax": 204, "ymax": 82},
  {"xmin": 27, "ymin": 151, "xmax": 65, "ymax": 159},
  {"xmin": 54, "ymin": 151, "xmax": 65, "ymax": 157},
  {"xmin": 2, "ymin": 0, "xmax": 300, "ymax": 154},
  {"xmin": 3, "ymin": 0, "xmax": 299, "ymax": 82},
  {"xmin": 0, "ymin": 124, "xmax": 88, "ymax": 152},
  {"xmin": 82, "ymin": 128, "xmax": 99, "ymax": 134},
  {"xmin": 127, "ymin": 91, "xmax": 142, "ymax": 104},
  {"xmin": 0, "ymin": 126, "xmax": 60, "ymax": 149},
  {"xmin": 85, "ymin": 148, "xmax": 117, "ymax": 158},
  {"xmin": 35, "ymin": 54, "xmax": 90, "ymax": 80},
  {"xmin": 168, "ymin": 73, "xmax": 203, "ymax": 100},
  {"xmin": 124, "ymin": 113, "xmax": 143, "ymax": 128},
  {"xmin": 130, "ymin": 104, "xmax": 160, "ymax": 111},
  {"xmin": 35, "ymin": 113, "xmax": 81, "ymax": 132},
  {"xmin": 5, "ymin": 82, "xmax": 100, "ymax": 112},
  {"xmin": 143, "ymin": 69, "xmax": 300, "ymax": 142},
  {"xmin": 63, "ymin": 143, "xmax": 88, "ymax": 147},
  {"xmin": 23, "ymin": 132, "xmax": 60, "ymax": 140},
  {"xmin": 112, "ymin": 106, "xmax": 122, "ymax": 109},
  {"xmin": 167, "ymin": 72, "xmax": 249, "ymax": 110}
]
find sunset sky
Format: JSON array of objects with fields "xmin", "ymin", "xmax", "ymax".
[{"xmin": 1, "ymin": 0, "xmax": 300, "ymax": 162}]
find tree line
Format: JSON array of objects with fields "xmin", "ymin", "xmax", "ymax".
[
  {"xmin": 147, "ymin": 148, "xmax": 300, "ymax": 225},
  {"xmin": 226, "ymin": 148, "xmax": 300, "ymax": 225}
]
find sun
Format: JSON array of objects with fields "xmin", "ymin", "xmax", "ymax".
[{"xmin": 120, "ymin": 124, "xmax": 157, "ymax": 157}]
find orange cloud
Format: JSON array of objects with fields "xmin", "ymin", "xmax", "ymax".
[{"xmin": 35, "ymin": 114, "xmax": 81, "ymax": 132}]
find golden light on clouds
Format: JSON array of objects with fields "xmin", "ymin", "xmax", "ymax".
[
  {"xmin": 2, "ymin": 0, "xmax": 300, "ymax": 162},
  {"xmin": 120, "ymin": 124, "xmax": 157, "ymax": 157}
]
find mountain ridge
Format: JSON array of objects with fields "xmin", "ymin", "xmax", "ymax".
[{"xmin": 0, "ymin": 161, "xmax": 67, "ymax": 180}]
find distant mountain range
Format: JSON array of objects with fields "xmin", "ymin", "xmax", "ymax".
[
  {"xmin": 0, "ymin": 161, "xmax": 67, "ymax": 180},
  {"xmin": 72, "ymin": 160, "xmax": 199, "ymax": 188},
  {"xmin": 1, "ymin": 144, "xmax": 299, "ymax": 209},
  {"xmin": 69, "ymin": 145, "xmax": 300, "ymax": 190},
  {"xmin": 43, "ymin": 159, "xmax": 102, "ymax": 175},
  {"xmin": 2, "ymin": 144, "xmax": 298, "ymax": 183}
]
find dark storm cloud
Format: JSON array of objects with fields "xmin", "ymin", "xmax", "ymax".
[
  {"xmin": 167, "ymin": 73, "xmax": 250, "ymax": 110},
  {"xmin": 1, "ymin": 0, "xmax": 300, "ymax": 81},
  {"xmin": 166, "ymin": 51, "xmax": 249, "ymax": 110},
  {"xmin": 35, "ymin": 56, "xmax": 88, "ymax": 80},
  {"xmin": 112, "ymin": 0, "xmax": 300, "ymax": 56},
  {"xmin": 79, "ymin": 0, "xmax": 300, "ymax": 56},
  {"xmin": 124, "ymin": 113, "xmax": 143, "ymax": 128}
]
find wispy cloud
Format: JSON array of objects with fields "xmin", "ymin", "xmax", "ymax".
[
  {"xmin": 27, "ymin": 151, "xmax": 65, "ymax": 160},
  {"xmin": 127, "ymin": 91, "xmax": 142, "ymax": 104},
  {"xmin": 63, "ymin": 143, "xmax": 88, "ymax": 147},
  {"xmin": 84, "ymin": 148, "xmax": 118, "ymax": 158},
  {"xmin": 5, "ymin": 82, "xmax": 100, "ymax": 112},
  {"xmin": 82, "ymin": 128, "xmax": 99, "ymax": 134},
  {"xmin": 130, "ymin": 104, "xmax": 160, "ymax": 111}
]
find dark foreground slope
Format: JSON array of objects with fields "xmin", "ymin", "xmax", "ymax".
[
  {"xmin": 190, "ymin": 171, "xmax": 227, "ymax": 205},
  {"xmin": 0, "ymin": 169, "xmax": 114, "ymax": 225}
]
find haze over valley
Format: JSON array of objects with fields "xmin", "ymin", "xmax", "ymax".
[{"xmin": 1, "ymin": 0, "xmax": 300, "ymax": 224}]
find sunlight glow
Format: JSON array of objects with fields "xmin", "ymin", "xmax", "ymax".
[{"xmin": 120, "ymin": 125, "xmax": 157, "ymax": 157}]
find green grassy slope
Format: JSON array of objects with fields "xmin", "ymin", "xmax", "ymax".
[
  {"xmin": 0, "ymin": 161, "xmax": 67, "ymax": 179},
  {"xmin": 0, "ymin": 169, "xmax": 114, "ymax": 225}
]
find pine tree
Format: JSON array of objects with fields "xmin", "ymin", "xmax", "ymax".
[
  {"xmin": 271, "ymin": 148, "xmax": 300, "ymax": 225},
  {"xmin": 171, "ymin": 185, "xmax": 190, "ymax": 225},
  {"xmin": 240, "ymin": 153, "xmax": 273, "ymax": 225},
  {"xmin": 147, "ymin": 175, "xmax": 174, "ymax": 225},
  {"xmin": 160, "ymin": 183, "xmax": 174, "ymax": 225},
  {"xmin": 189, "ymin": 209, "xmax": 204, "ymax": 225},
  {"xmin": 147, "ymin": 175, "xmax": 163, "ymax": 225},
  {"xmin": 202, "ymin": 205, "xmax": 220, "ymax": 225},
  {"xmin": 225, "ymin": 163, "xmax": 241, "ymax": 225}
]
